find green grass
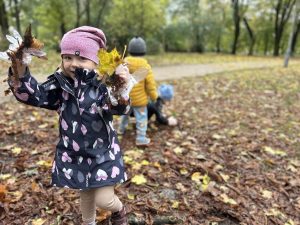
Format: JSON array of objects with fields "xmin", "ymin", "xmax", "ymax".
[{"xmin": 1, "ymin": 51, "xmax": 300, "ymax": 76}]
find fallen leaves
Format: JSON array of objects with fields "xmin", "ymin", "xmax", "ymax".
[{"xmin": 1, "ymin": 64, "xmax": 300, "ymax": 224}]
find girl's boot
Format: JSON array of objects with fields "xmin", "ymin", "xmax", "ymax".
[{"xmin": 110, "ymin": 206, "xmax": 128, "ymax": 225}]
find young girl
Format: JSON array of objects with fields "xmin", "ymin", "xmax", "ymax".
[{"xmin": 7, "ymin": 26, "xmax": 129, "ymax": 225}]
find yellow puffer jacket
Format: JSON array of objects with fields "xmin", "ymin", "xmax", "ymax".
[{"xmin": 125, "ymin": 56, "xmax": 158, "ymax": 107}]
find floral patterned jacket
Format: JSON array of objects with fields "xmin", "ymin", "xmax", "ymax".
[{"xmin": 8, "ymin": 68, "xmax": 130, "ymax": 189}]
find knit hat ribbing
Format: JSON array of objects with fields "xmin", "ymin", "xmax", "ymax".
[{"xmin": 60, "ymin": 26, "xmax": 106, "ymax": 64}]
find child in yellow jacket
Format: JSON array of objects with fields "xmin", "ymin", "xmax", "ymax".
[{"xmin": 118, "ymin": 36, "xmax": 158, "ymax": 146}]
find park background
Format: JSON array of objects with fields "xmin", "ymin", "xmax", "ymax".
[{"xmin": 0, "ymin": 0, "xmax": 300, "ymax": 225}]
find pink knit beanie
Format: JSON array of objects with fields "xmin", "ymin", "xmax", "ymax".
[{"xmin": 60, "ymin": 26, "xmax": 106, "ymax": 64}]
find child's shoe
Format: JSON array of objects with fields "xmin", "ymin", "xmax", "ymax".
[
  {"xmin": 135, "ymin": 137, "xmax": 151, "ymax": 146},
  {"xmin": 110, "ymin": 206, "xmax": 128, "ymax": 225}
]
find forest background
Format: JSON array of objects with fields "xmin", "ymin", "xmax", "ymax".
[{"xmin": 0, "ymin": 0, "xmax": 299, "ymax": 58}]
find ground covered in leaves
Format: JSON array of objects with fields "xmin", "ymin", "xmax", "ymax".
[{"xmin": 1, "ymin": 65, "xmax": 300, "ymax": 225}]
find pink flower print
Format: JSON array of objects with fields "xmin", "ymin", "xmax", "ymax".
[
  {"xmin": 78, "ymin": 156, "xmax": 83, "ymax": 164},
  {"xmin": 15, "ymin": 92, "xmax": 29, "ymax": 102},
  {"xmin": 72, "ymin": 121, "xmax": 78, "ymax": 133},
  {"xmin": 72, "ymin": 140, "xmax": 80, "ymax": 151},
  {"xmin": 62, "ymin": 135, "xmax": 69, "ymax": 147},
  {"xmin": 61, "ymin": 118, "xmax": 68, "ymax": 130},
  {"xmin": 81, "ymin": 81, "xmax": 87, "ymax": 86},
  {"xmin": 24, "ymin": 82, "xmax": 35, "ymax": 94},
  {"xmin": 81, "ymin": 124, "xmax": 87, "ymax": 135},
  {"xmin": 109, "ymin": 150, "xmax": 115, "ymax": 160},
  {"xmin": 79, "ymin": 108, "xmax": 84, "ymax": 115},
  {"xmin": 62, "ymin": 152, "xmax": 72, "ymax": 163},
  {"xmin": 111, "ymin": 166, "xmax": 120, "ymax": 178},
  {"xmin": 62, "ymin": 168, "xmax": 72, "ymax": 179},
  {"xmin": 103, "ymin": 104, "xmax": 108, "ymax": 110},
  {"xmin": 62, "ymin": 91, "xmax": 69, "ymax": 100},
  {"xmin": 96, "ymin": 169, "xmax": 108, "ymax": 181},
  {"xmin": 52, "ymin": 161, "xmax": 56, "ymax": 173},
  {"xmin": 93, "ymin": 138, "xmax": 103, "ymax": 149},
  {"xmin": 74, "ymin": 78, "xmax": 78, "ymax": 88},
  {"xmin": 89, "ymin": 104, "xmax": 97, "ymax": 114},
  {"xmin": 87, "ymin": 158, "xmax": 92, "ymax": 165},
  {"xmin": 112, "ymin": 137, "xmax": 120, "ymax": 155},
  {"xmin": 79, "ymin": 93, "xmax": 85, "ymax": 102}
]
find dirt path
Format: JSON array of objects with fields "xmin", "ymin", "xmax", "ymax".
[{"xmin": 0, "ymin": 60, "xmax": 289, "ymax": 103}]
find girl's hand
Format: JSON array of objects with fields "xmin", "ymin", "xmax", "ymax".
[
  {"xmin": 115, "ymin": 64, "xmax": 130, "ymax": 84},
  {"xmin": 7, "ymin": 51, "xmax": 26, "ymax": 77}
]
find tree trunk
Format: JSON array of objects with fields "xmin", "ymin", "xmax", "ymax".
[
  {"xmin": 243, "ymin": 17, "xmax": 255, "ymax": 55},
  {"xmin": 75, "ymin": 0, "xmax": 80, "ymax": 27},
  {"xmin": 86, "ymin": 0, "xmax": 91, "ymax": 25},
  {"xmin": 263, "ymin": 31, "xmax": 270, "ymax": 55},
  {"xmin": 0, "ymin": 0, "xmax": 9, "ymax": 36},
  {"xmin": 96, "ymin": 0, "xmax": 108, "ymax": 27},
  {"xmin": 291, "ymin": 20, "xmax": 300, "ymax": 54},
  {"xmin": 216, "ymin": 34, "xmax": 221, "ymax": 53},
  {"xmin": 273, "ymin": 0, "xmax": 296, "ymax": 56},
  {"xmin": 12, "ymin": 0, "xmax": 21, "ymax": 33},
  {"xmin": 231, "ymin": 0, "xmax": 240, "ymax": 54},
  {"xmin": 284, "ymin": 0, "xmax": 299, "ymax": 67}
]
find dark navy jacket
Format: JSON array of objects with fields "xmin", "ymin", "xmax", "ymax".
[{"xmin": 9, "ymin": 68, "xmax": 130, "ymax": 189}]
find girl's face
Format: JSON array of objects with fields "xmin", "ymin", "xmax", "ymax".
[{"xmin": 62, "ymin": 54, "xmax": 97, "ymax": 78}]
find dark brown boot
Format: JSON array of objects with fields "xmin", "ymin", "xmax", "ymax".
[{"xmin": 110, "ymin": 206, "xmax": 128, "ymax": 225}]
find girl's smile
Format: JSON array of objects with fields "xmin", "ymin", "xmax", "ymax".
[{"xmin": 62, "ymin": 54, "xmax": 97, "ymax": 78}]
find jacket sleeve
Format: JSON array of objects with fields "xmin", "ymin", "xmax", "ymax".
[
  {"xmin": 148, "ymin": 101, "xmax": 168, "ymax": 125},
  {"xmin": 97, "ymin": 83, "xmax": 131, "ymax": 116},
  {"xmin": 110, "ymin": 98, "xmax": 131, "ymax": 115},
  {"xmin": 8, "ymin": 67, "xmax": 60, "ymax": 110},
  {"xmin": 145, "ymin": 68, "xmax": 158, "ymax": 102}
]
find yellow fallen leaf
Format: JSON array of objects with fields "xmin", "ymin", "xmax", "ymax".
[
  {"xmin": 191, "ymin": 172, "xmax": 201, "ymax": 183},
  {"xmin": 261, "ymin": 189, "xmax": 272, "ymax": 199},
  {"xmin": 8, "ymin": 190, "xmax": 23, "ymax": 202},
  {"xmin": 132, "ymin": 162, "xmax": 142, "ymax": 170},
  {"xmin": 287, "ymin": 164, "xmax": 297, "ymax": 173},
  {"xmin": 173, "ymin": 146, "xmax": 183, "ymax": 155},
  {"xmin": 265, "ymin": 208, "xmax": 286, "ymax": 218},
  {"xmin": 141, "ymin": 160, "xmax": 150, "ymax": 166},
  {"xmin": 220, "ymin": 193, "xmax": 237, "ymax": 205},
  {"xmin": 153, "ymin": 162, "xmax": 161, "ymax": 170},
  {"xmin": 32, "ymin": 218, "xmax": 47, "ymax": 225},
  {"xmin": 180, "ymin": 168, "xmax": 188, "ymax": 175},
  {"xmin": 11, "ymin": 147, "xmax": 22, "ymax": 155},
  {"xmin": 0, "ymin": 174, "xmax": 12, "ymax": 180},
  {"xmin": 123, "ymin": 156, "xmax": 133, "ymax": 164},
  {"xmin": 220, "ymin": 173, "xmax": 230, "ymax": 182},
  {"xmin": 263, "ymin": 146, "xmax": 286, "ymax": 157},
  {"xmin": 36, "ymin": 160, "xmax": 52, "ymax": 168},
  {"xmin": 176, "ymin": 183, "xmax": 187, "ymax": 192},
  {"xmin": 38, "ymin": 123, "xmax": 48, "ymax": 129},
  {"xmin": 212, "ymin": 134, "xmax": 223, "ymax": 140},
  {"xmin": 171, "ymin": 200, "xmax": 179, "ymax": 209},
  {"xmin": 284, "ymin": 219, "xmax": 295, "ymax": 225},
  {"xmin": 131, "ymin": 174, "xmax": 147, "ymax": 185},
  {"xmin": 127, "ymin": 193, "xmax": 135, "ymax": 200},
  {"xmin": 201, "ymin": 174, "xmax": 210, "ymax": 191}
]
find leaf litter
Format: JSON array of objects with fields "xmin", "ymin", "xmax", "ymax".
[{"xmin": 0, "ymin": 66, "xmax": 300, "ymax": 224}]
